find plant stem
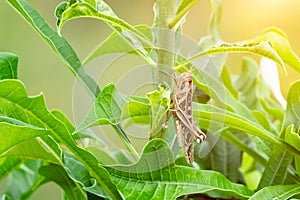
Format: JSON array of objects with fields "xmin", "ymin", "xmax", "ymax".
[
  {"xmin": 112, "ymin": 125, "xmax": 139, "ymax": 160},
  {"xmin": 155, "ymin": 0, "xmax": 176, "ymax": 87}
]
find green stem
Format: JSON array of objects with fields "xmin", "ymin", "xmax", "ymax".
[
  {"xmin": 155, "ymin": 0, "xmax": 176, "ymax": 87},
  {"xmin": 112, "ymin": 125, "xmax": 139, "ymax": 161}
]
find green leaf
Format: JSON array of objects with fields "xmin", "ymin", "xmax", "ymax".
[
  {"xmin": 258, "ymin": 146, "xmax": 293, "ymax": 189},
  {"xmin": 76, "ymin": 83, "xmax": 148, "ymax": 160},
  {"xmin": 0, "ymin": 52, "xmax": 18, "ymax": 80},
  {"xmin": 63, "ymin": 152, "xmax": 91, "ymax": 187},
  {"xmin": 51, "ymin": 109, "xmax": 75, "ymax": 134},
  {"xmin": 208, "ymin": 0, "xmax": 222, "ymax": 39},
  {"xmin": 77, "ymin": 83, "xmax": 150, "ymax": 131},
  {"xmin": 285, "ymin": 125, "xmax": 300, "ymax": 152},
  {"xmin": 256, "ymin": 27, "xmax": 300, "ymax": 74},
  {"xmin": 83, "ymin": 25, "xmax": 152, "ymax": 65},
  {"xmin": 210, "ymin": 136, "xmax": 241, "ymax": 182},
  {"xmin": 121, "ymin": 96, "xmax": 150, "ymax": 125},
  {"xmin": 0, "ymin": 80, "xmax": 121, "ymax": 199},
  {"xmin": 169, "ymin": 0, "xmax": 200, "ymax": 28},
  {"xmin": 2, "ymin": 137, "xmax": 62, "ymax": 165},
  {"xmin": 6, "ymin": 0, "xmax": 100, "ymax": 98},
  {"xmin": 5, "ymin": 160, "xmax": 41, "ymax": 200},
  {"xmin": 259, "ymin": 98, "xmax": 284, "ymax": 124},
  {"xmin": 105, "ymin": 139, "xmax": 253, "ymax": 200},
  {"xmin": 0, "ymin": 157, "xmax": 22, "ymax": 179},
  {"xmin": 0, "ymin": 114, "xmax": 62, "ymax": 167},
  {"xmin": 177, "ymin": 27, "xmax": 300, "ymax": 74},
  {"xmin": 285, "ymin": 125, "xmax": 300, "ymax": 177},
  {"xmin": 221, "ymin": 66, "xmax": 238, "ymax": 99},
  {"xmin": 175, "ymin": 40, "xmax": 284, "ymax": 72},
  {"xmin": 192, "ymin": 103, "xmax": 300, "ymax": 156},
  {"xmin": 77, "ymin": 83, "xmax": 128, "ymax": 130},
  {"xmin": 39, "ymin": 164, "xmax": 87, "ymax": 200},
  {"xmin": 234, "ymin": 57, "xmax": 260, "ymax": 109},
  {"xmin": 0, "ymin": 116, "xmax": 36, "ymax": 127},
  {"xmin": 57, "ymin": 1, "xmax": 154, "ymax": 65},
  {"xmin": 91, "ymin": 0, "xmax": 117, "ymax": 17},
  {"xmin": 249, "ymin": 184, "xmax": 300, "ymax": 200},
  {"xmin": 0, "ymin": 194, "xmax": 10, "ymax": 200},
  {"xmin": 176, "ymin": 0, "xmax": 199, "ymax": 15},
  {"xmin": 252, "ymin": 110, "xmax": 271, "ymax": 131},
  {"xmin": 146, "ymin": 85, "xmax": 171, "ymax": 137},
  {"xmin": 282, "ymin": 81, "xmax": 300, "ymax": 131},
  {"xmin": 283, "ymin": 81, "xmax": 300, "ymax": 177},
  {"xmin": 62, "ymin": 152, "xmax": 110, "ymax": 199},
  {"xmin": 0, "ymin": 123, "xmax": 50, "ymax": 155}
]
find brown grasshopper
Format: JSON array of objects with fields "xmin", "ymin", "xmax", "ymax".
[{"xmin": 171, "ymin": 71, "xmax": 206, "ymax": 164}]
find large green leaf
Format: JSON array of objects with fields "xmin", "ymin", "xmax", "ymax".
[
  {"xmin": 0, "ymin": 80, "xmax": 121, "ymax": 199},
  {"xmin": 105, "ymin": 139, "xmax": 253, "ymax": 200},
  {"xmin": 6, "ymin": 0, "xmax": 100, "ymax": 98},
  {"xmin": 249, "ymin": 184, "xmax": 300, "ymax": 200},
  {"xmin": 0, "ymin": 52, "xmax": 18, "ymax": 80}
]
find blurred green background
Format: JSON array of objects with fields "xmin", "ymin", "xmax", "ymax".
[{"xmin": 1, "ymin": 0, "xmax": 300, "ymax": 199}]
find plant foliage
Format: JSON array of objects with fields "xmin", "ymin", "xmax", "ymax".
[{"xmin": 1, "ymin": 0, "xmax": 300, "ymax": 199}]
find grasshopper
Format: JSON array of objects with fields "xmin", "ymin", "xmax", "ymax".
[{"xmin": 171, "ymin": 71, "xmax": 206, "ymax": 164}]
